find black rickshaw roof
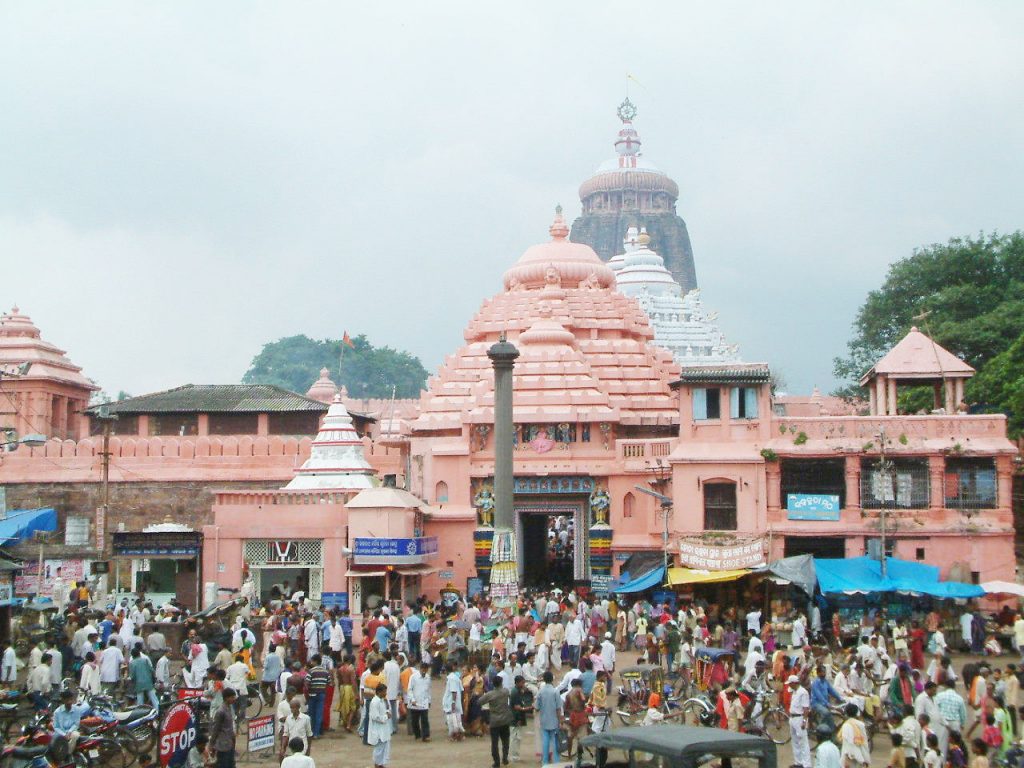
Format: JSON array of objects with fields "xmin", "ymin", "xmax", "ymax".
[{"xmin": 582, "ymin": 725, "xmax": 777, "ymax": 768}]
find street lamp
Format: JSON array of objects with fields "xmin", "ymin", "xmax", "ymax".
[
  {"xmin": 634, "ymin": 485, "xmax": 674, "ymax": 577},
  {"xmin": 0, "ymin": 432, "xmax": 47, "ymax": 451}
]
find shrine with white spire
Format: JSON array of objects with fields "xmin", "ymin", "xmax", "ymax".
[{"xmin": 613, "ymin": 226, "xmax": 741, "ymax": 366}]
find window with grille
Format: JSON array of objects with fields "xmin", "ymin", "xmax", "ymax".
[
  {"xmin": 944, "ymin": 458, "xmax": 997, "ymax": 509},
  {"xmin": 780, "ymin": 459, "xmax": 846, "ymax": 509},
  {"xmin": 703, "ymin": 483, "xmax": 737, "ymax": 530},
  {"xmin": 860, "ymin": 458, "xmax": 930, "ymax": 509},
  {"xmin": 693, "ymin": 388, "xmax": 721, "ymax": 420}
]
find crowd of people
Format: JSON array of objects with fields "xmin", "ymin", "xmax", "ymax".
[{"xmin": 7, "ymin": 576, "xmax": 1024, "ymax": 768}]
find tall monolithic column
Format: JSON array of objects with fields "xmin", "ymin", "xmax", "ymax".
[
  {"xmin": 487, "ymin": 334, "xmax": 519, "ymax": 606},
  {"xmin": 488, "ymin": 334, "xmax": 519, "ymax": 529}
]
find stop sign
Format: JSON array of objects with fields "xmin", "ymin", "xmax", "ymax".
[{"xmin": 159, "ymin": 702, "xmax": 198, "ymax": 767}]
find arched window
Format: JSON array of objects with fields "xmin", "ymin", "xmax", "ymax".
[
  {"xmin": 623, "ymin": 492, "xmax": 635, "ymax": 519},
  {"xmin": 703, "ymin": 482, "xmax": 737, "ymax": 530},
  {"xmin": 435, "ymin": 481, "xmax": 449, "ymax": 503}
]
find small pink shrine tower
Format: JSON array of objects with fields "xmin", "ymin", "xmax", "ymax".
[{"xmin": 0, "ymin": 306, "xmax": 97, "ymax": 441}]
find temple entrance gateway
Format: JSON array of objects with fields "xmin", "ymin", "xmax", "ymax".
[
  {"xmin": 515, "ymin": 499, "xmax": 589, "ymax": 586},
  {"xmin": 242, "ymin": 539, "xmax": 323, "ymax": 606}
]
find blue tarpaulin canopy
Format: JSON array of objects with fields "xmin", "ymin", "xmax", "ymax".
[
  {"xmin": 815, "ymin": 556, "xmax": 983, "ymax": 598},
  {"xmin": 0, "ymin": 508, "xmax": 57, "ymax": 543},
  {"xmin": 612, "ymin": 566, "xmax": 666, "ymax": 594}
]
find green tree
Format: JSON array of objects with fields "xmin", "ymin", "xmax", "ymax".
[
  {"xmin": 833, "ymin": 231, "xmax": 1024, "ymax": 433},
  {"xmin": 242, "ymin": 334, "xmax": 429, "ymax": 399}
]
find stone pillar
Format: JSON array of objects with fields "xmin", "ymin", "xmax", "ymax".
[
  {"xmin": 944, "ymin": 381, "xmax": 955, "ymax": 413},
  {"xmin": 996, "ymin": 455, "xmax": 1013, "ymax": 510},
  {"xmin": 928, "ymin": 455, "xmax": 945, "ymax": 510},
  {"xmin": 887, "ymin": 377, "xmax": 898, "ymax": 416},
  {"xmin": 488, "ymin": 335, "xmax": 519, "ymax": 531},
  {"xmin": 257, "ymin": 413, "xmax": 269, "ymax": 437},
  {"xmin": 874, "ymin": 377, "xmax": 886, "ymax": 416},
  {"xmin": 137, "ymin": 415, "xmax": 150, "ymax": 437},
  {"xmin": 868, "ymin": 386, "xmax": 876, "ymax": 415},
  {"xmin": 844, "ymin": 455, "xmax": 862, "ymax": 513},
  {"xmin": 765, "ymin": 462, "xmax": 782, "ymax": 516},
  {"xmin": 487, "ymin": 335, "xmax": 520, "ymax": 605},
  {"xmin": 197, "ymin": 414, "xmax": 209, "ymax": 437},
  {"xmin": 954, "ymin": 378, "xmax": 965, "ymax": 407}
]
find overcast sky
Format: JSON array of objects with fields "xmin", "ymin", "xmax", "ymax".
[{"xmin": 3, "ymin": 2, "xmax": 1023, "ymax": 398}]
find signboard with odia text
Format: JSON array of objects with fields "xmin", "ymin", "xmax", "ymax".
[
  {"xmin": 786, "ymin": 493, "xmax": 841, "ymax": 521},
  {"xmin": 677, "ymin": 538, "xmax": 766, "ymax": 570}
]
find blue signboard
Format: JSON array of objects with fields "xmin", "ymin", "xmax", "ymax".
[
  {"xmin": 466, "ymin": 577, "xmax": 484, "ymax": 600},
  {"xmin": 352, "ymin": 537, "xmax": 439, "ymax": 564},
  {"xmin": 320, "ymin": 592, "xmax": 349, "ymax": 611},
  {"xmin": 786, "ymin": 494, "xmax": 841, "ymax": 521}
]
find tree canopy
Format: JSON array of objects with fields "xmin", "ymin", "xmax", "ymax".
[
  {"xmin": 833, "ymin": 232, "xmax": 1024, "ymax": 434},
  {"xmin": 242, "ymin": 334, "xmax": 429, "ymax": 399}
]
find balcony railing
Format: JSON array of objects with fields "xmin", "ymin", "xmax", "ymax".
[{"xmin": 617, "ymin": 439, "xmax": 674, "ymax": 461}]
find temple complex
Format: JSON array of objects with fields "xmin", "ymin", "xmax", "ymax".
[
  {"xmin": 613, "ymin": 226, "xmax": 740, "ymax": 366},
  {"xmin": 570, "ymin": 99, "xmax": 698, "ymax": 291}
]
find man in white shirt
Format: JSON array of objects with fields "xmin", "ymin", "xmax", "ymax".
[
  {"xmin": 225, "ymin": 654, "xmax": 251, "ymax": 728},
  {"xmin": 791, "ymin": 614, "xmax": 807, "ymax": 648},
  {"xmin": 565, "ymin": 616, "xmax": 584, "ymax": 666},
  {"xmin": 746, "ymin": 608, "xmax": 762, "ymax": 634},
  {"xmin": 382, "ymin": 652, "xmax": 401, "ymax": 734},
  {"xmin": 556, "ymin": 666, "xmax": 582, "ymax": 696},
  {"xmin": 98, "ymin": 639, "xmax": 124, "ymax": 694},
  {"xmin": 815, "ymin": 724, "xmax": 842, "ymax": 768},
  {"xmin": 407, "ymin": 661, "xmax": 432, "ymax": 741},
  {"xmin": 747, "ymin": 630, "xmax": 764, "ymax": 657},
  {"xmin": 190, "ymin": 641, "xmax": 210, "ymax": 684},
  {"xmin": 788, "ymin": 675, "xmax": 812, "ymax": 768},
  {"xmin": 328, "ymin": 619, "xmax": 344, "ymax": 656},
  {"xmin": 1013, "ymin": 613, "xmax": 1024, "ymax": 657},
  {"xmin": 600, "ymin": 633, "xmax": 616, "ymax": 672},
  {"xmin": 281, "ymin": 737, "xmax": 315, "ymax": 768},
  {"xmin": 280, "ymin": 698, "xmax": 312, "ymax": 759},
  {"xmin": 303, "ymin": 616, "xmax": 319, "ymax": 660},
  {"xmin": 27, "ymin": 652, "xmax": 52, "ymax": 709}
]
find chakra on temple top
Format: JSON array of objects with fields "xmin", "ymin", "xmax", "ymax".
[{"xmin": 617, "ymin": 97, "xmax": 637, "ymax": 123}]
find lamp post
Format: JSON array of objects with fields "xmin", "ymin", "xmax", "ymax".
[
  {"xmin": 875, "ymin": 427, "xmax": 893, "ymax": 579},
  {"xmin": 94, "ymin": 407, "xmax": 118, "ymax": 585},
  {"xmin": 634, "ymin": 485, "xmax": 674, "ymax": 577}
]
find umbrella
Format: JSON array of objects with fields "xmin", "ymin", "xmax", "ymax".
[{"xmin": 981, "ymin": 581, "xmax": 1024, "ymax": 598}]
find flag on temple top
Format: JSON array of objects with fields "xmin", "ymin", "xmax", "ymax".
[{"xmin": 342, "ymin": 331, "xmax": 355, "ymax": 349}]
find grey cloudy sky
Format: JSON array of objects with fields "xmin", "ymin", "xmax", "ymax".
[{"xmin": 3, "ymin": 2, "xmax": 1023, "ymax": 397}]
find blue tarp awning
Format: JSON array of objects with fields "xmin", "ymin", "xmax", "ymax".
[
  {"xmin": 613, "ymin": 566, "xmax": 665, "ymax": 594},
  {"xmin": 0, "ymin": 508, "xmax": 57, "ymax": 543},
  {"xmin": 815, "ymin": 556, "xmax": 983, "ymax": 598}
]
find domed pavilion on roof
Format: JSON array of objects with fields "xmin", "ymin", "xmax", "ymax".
[{"xmin": 410, "ymin": 210, "xmax": 680, "ymax": 586}]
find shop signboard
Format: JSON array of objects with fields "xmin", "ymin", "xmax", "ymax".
[
  {"xmin": 247, "ymin": 715, "xmax": 275, "ymax": 753},
  {"xmin": 466, "ymin": 577, "xmax": 484, "ymax": 599},
  {"xmin": 320, "ymin": 592, "xmax": 349, "ymax": 611},
  {"xmin": 786, "ymin": 494, "xmax": 841, "ymax": 521},
  {"xmin": 590, "ymin": 574, "xmax": 613, "ymax": 597},
  {"xmin": 352, "ymin": 537, "xmax": 438, "ymax": 565},
  {"xmin": 159, "ymin": 702, "xmax": 197, "ymax": 767},
  {"xmin": 0, "ymin": 578, "xmax": 12, "ymax": 603},
  {"xmin": 112, "ymin": 532, "xmax": 201, "ymax": 557},
  {"xmin": 678, "ymin": 537, "xmax": 766, "ymax": 570}
]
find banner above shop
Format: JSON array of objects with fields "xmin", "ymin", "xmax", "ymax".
[
  {"xmin": 352, "ymin": 536, "xmax": 438, "ymax": 565},
  {"xmin": 113, "ymin": 531, "xmax": 202, "ymax": 558},
  {"xmin": 786, "ymin": 494, "xmax": 841, "ymax": 521},
  {"xmin": 678, "ymin": 537, "xmax": 766, "ymax": 570}
]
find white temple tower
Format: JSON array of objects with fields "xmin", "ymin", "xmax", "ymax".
[
  {"xmin": 614, "ymin": 227, "xmax": 740, "ymax": 366},
  {"xmin": 283, "ymin": 394, "xmax": 375, "ymax": 492}
]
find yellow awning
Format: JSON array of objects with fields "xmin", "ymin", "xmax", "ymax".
[{"xmin": 666, "ymin": 567, "xmax": 750, "ymax": 586}]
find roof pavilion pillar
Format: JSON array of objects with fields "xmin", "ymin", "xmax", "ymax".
[{"xmin": 886, "ymin": 376, "xmax": 898, "ymax": 416}]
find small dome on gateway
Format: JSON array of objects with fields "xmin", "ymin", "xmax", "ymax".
[{"xmin": 503, "ymin": 207, "xmax": 615, "ymax": 291}]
